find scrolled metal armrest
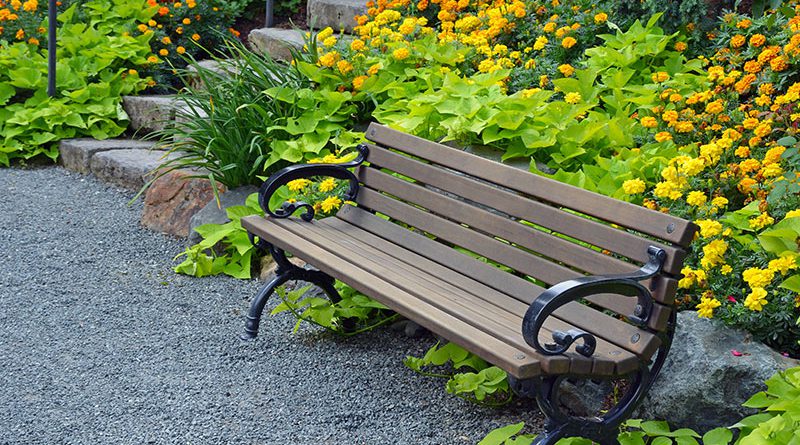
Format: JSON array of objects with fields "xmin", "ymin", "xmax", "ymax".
[
  {"xmin": 521, "ymin": 247, "xmax": 666, "ymax": 358},
  {"xmin": 257, "ymin": 144, "xmax": 369, "ymax": 221}
]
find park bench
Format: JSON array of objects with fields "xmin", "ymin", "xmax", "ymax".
[{"xmin": 240, "ymin": 123, "xmax": 697, "ymax": 445}]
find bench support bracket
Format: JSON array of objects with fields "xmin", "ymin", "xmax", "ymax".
[
  {"xmin": 511, "ymin": 310, "xmax": 676, "ymax": 445},
  {"xmin": 241, "ymin": 234, "xmax": 341, "ymax": 340}
]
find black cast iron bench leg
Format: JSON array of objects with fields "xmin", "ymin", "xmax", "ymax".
[{"xmin": 241, "ymin": 234, "xmax": 342, "ymax": 340}]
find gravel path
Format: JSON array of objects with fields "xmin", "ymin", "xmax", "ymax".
[{"xmin": 0, "ymin": 166, "xmax": 542, "ymax": 445}]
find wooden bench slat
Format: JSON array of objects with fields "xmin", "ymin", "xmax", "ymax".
[
  {"xmin": 323, "ymin": 213, "xmax": 663, "ymax": 362},
  {"xmin": 365, "ymin": 123, "xmax": 697, "ymax": 247},
  {"xmin": 242, "ymin": 215, "xmax": 546, "ymax": 379},
  {"xmin": 359, "ymin": 167, "xmax": 642, "ymax": 278},
  {"xmin": 338, "ymin": 205, "xmax": 673, "ymax": 331},
  {"xmin": 364, "ymin": 145, "xmax": 687, "ymax": 275},
  {"xmin": 274, "ymin": 217, "xmax": 641, "ymax": 375},
  {"xmin": 356, "ymin": 188, "xmax": 677, "ymax": 306}
]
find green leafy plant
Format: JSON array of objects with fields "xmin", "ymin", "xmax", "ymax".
[
  {"xmin": 0, "ymin": 0, "xmax": 153, "ymax": 165},
  {"xmin": 173, "ymin": 192, "xmax": 263, "ymax": 278},
  {"xmin": 404, "ymin": 342, "xmax": 513, "ymax": 406},
  {"xmin": 479, "ymin": 366, "xmax": 800, "ymax": 445},
  {"xmin": 271, "ymin": 282, "xmax": 398, "ymax": 335}
]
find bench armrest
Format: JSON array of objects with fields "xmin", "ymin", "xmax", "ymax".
[
  {"xmin": 521, "ymin": 246, "xmax": 666, "ymax": 358},
  {"xmin": 257, "ymin": 144, "xmax": 370, "ymax": 221}
]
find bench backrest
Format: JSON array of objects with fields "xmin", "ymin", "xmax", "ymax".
[{"xmin": 346, "ymin": 123, "xmax": 696, "ymax": 335}]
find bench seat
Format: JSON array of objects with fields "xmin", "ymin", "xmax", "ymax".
[{"xmin": 243, "ymin": 206, "xmax": 661, "ymax": 379}]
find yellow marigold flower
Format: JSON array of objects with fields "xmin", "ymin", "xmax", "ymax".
[
  {"xmin": 533, "ymin": 36, "xmax": 548, "ymax": 50},
  {"xmin": 543, "ymin": 22, "xmax": 556, "ymax": 33},
  {"xmin": 539, "ymin": 75, "xmax": 549, "ymax": 87},
  {"xmin": 317, "ymin": 27, "xmax": 334, "ymax": 41},
  {"xmin": 191, "ymin": 33, "xmax": 200, "ymax": 41},
  {"xmin": 561, "ymin": 36, "xmax": 577, "ymax": 49},
  {"xmin": 641, "ymin": 116, "xmax": 657, "ymax": 128},
  {"xmin": 721, "ymin": 264, "xmax": 732, "ymax": 275},
  {"xmin": 162, "ymin": 36, "xmax": 172, "ymax": 45},
  {"xmin": 336, "ymin": 60, "xmax": 353, "ymax": 75},
  {"xmin": 761, "ymin": 162, "xmax": 783, "ymax": 178},
  {"xmin": 564, "ymin": 92, "xmax": 581, "ymax": 104},
  {"xmin": 744, "ymin": 287, "xmax": 768, "ymax": 311},
  {"xmin": 674, "ymin": 121, "xmax": 694, "ymax": 133},
  {"xmin": 182, "ymin": 17, "xmax": 191, "ymax": 25},
  {"xmin": 651, "ymin": 71, "xmax": 669, "ymax": 83},
  {"xmin": 743, "ymin": 268, "xmax": 775, "ymax": 288},
  {"xmin": 686, "ymin": 191, "xmax": 707, "ymax": 207},
  {"xmin": 22, "ymin": 0, "xmax": 36, "ymax": 12},
  {"xmin": 524, "ymin": 59, "xmax": 536, "ymax": 69},
  {"xmin": 705, "ymin": 100, "xmax": 724, "ymax": 114},
  {"xmin": 661, "ymin": 110, "xmax": 678, "ymax": 123},
  {"xmin": 176, "ymin": 46, "xmax": 186, "ymax": 55},
  {"xmin": 701, "ymin": 239, "xmax": 728, "ymax": 269},
  {"xmin": 317, "ymin": 51, "xmax": 338, "ymax": 67},
  {"xmin": 176, "ymin": 26, "xmax": 183, "ymax": 34},
  {"xmin": 352, "ymin": 75, "xmax": 368, "ymax": 90},
  {"xmin": 159, "ymin": 48, "xmax": 169, "ymax": 56},
  {"xmin": 147, "ymin": 55, "xmax": 159, "ymax": 64},
  {"xmin": 594, "ymin": 12, "xmax": 607, "ymax": 24},
  {"xmin": 320, "ymin": 195, "xmax": 342, "ymax": 213},
  {"xmin": 696, "ymin": 219, "xmax": 722, "ymax": 238},
  {"xmin": 368, "ymin": 63, "xmax": 381, "ymax": 76},
  {"xmin": 753, "ymin": 123, "xmax": 771, "ymax": 138},
  {"xmin": 287, "ymin": 178, "xmax": 311, "ymax": 192},
  {"xmin": 737, "ymin": 19, "xmax": 752, "ymax": 29},
  {"xmin": 730, "ymin": 34, "xmax": 746, "ymax": 48},
  {"xmin": 137, "ymin": 24, "xmax": 148, "ymax": 33},
  {"xmin": 742, "ymin": 117, "xmax": 759, "ymax": 130},
  {"xmin": 557, "ymin": 64, "xmax": 574, "ymax": 77},
  {"xmin": 738, "ymin": 177, "xmax": 757, "ymax": 194},
  {"xmin": 696, "ymin": 296, "xmax": 721, "ymax": 318},
  {"xmin": 768, "ymin": 255, "xmax": 797, "ymax": 275},
  {"xmin": 392, "ymin": 47, "xmax": 410, "ymax": 60},
  {"xmin": 680, "ymin": 157, "xmax": 705, "ymax": 176},
  {"xmin": 622, "ymin": 179, "xmax": 646, "ymax": 195},
  {"xmin": 318, "ymin": 178, "xmax": 337, "ymax": 193},
  {"xmin": 749, "ymin": 212, "xmax": 775, "ymax": 230},
  {"xmin": 711, "ymin": 197, "xmax": 729, "ymax": 208},
  {"xmin": 350, "ymin": 39, "xmax": 365, "ymax": 51},
  {"xmin": 654, "ymin": 132, "xmax": 673, "ymax": 142}
]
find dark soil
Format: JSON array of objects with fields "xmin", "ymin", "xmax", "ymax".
[{"xmin": 234, "ymin": 3, "xmax": 309, "ymax": 42}]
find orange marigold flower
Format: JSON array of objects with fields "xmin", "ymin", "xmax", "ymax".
[
  {"xmin": 561, "ymin": 36, "xmax": 576, "ymax": 49},
  {"xmin": 15, "ymin": 28, "xmax": 23, "ymax": 39},
  {"xmin": 730, "ymin": 34, "xmax": 746, "ymax": 48},
  {"xmin": 736, "ymin": 19, "xmax": 752, "ymax": 29},
  {"xmin": 162, "ymin": 36, "xmax": 171, "ymax": 44},
  {"xmin": 594, "ymin": 12, "xmax": 607, "ymax": 24},
  {"xmin": 749, "ymin": 34, "xmax": 766, "ymax": 47},
  {"xmin": 158, "ymin": 6, "xmax": 169, "ymax": 15},
  {"xmin": 770, "ymin": 55, "xmax": 788, "ymax": 72},
  {"xmin": 176, "ymin": 46, "xmax": 186, "ymax": 54},
  {"xmin": 655, "ymin": 132, "xmax": 673, "ymax": 142},
  {"xmin": 352, "ymin": 75, "xmax": 368, "ymax": 90},
  {"xmin": 674, "ymin": 41, "xmax": 687, "ymax": 52},
  {"xmin": 182, "ymin": 17, "xmax": 191, "ymax": 25},
  {"xmin": 557, "ymin": 64, "xmax": 574, "ymax": 77},
  {"xmin": 159, "ymin": 48, "xmax": 168, "ymax": 56},
  {"xmin": 191, "ymin": 33, "xmax": 200, "ymax": 41}
]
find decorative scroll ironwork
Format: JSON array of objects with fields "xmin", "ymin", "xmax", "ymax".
[
  {"xmin": 522, "ymin": 246, "xmax": 666, "ymax": 358},
  {"xmin": 509, "ymin": 310, "xmax": 677, "ymax": 445},
  {"xmin": 257, "ymin": 144, "xmax": 370, "ymax": 221},
  {"xmin": 241, "ymin": 234, "xmax": 342, "ymax": 340}
]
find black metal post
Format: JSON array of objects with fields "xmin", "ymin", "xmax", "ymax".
[
  {"xmin": 47, "ymin": 0, "xmax": 56, "ymax": 97},
  {"xmin": 265, "ymin": 0, "xmax": 274, "ymax": 27}
]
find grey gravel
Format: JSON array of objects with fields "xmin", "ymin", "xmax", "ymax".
[{"xmin": 0, "ymin": 166, "xmax": 542, "ymax": 445}]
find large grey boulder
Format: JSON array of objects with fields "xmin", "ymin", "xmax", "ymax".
[
  {"xmin": 634, "ymin": 311, "xmax": 798, "ymax": 432},
  {"xmin": 187, "ymin": 185, "xmax": 259, "ymax": 245},
  {"xmin": 248, "ymin": 28, "xmax": 305, "ymax": 61},
  {"xmin": 307, "ymin": 0, "xmax": 366, "ymax": 33}
]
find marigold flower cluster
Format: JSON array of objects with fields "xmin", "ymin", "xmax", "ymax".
[
  {"xmin": 0, "ymin": 0, "xmax": 58, "ymax": 47},
  {"xmin": 630, "ymin": 6, "xmax": 800, "ymax": 337},
  {"xmin": 311, "ymin": 0, "xmax": 611, "ymax": 93}
]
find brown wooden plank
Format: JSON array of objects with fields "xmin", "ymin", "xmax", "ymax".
[
  {"xmin": 276, "ymin": 217, "xmax": 640, "ymax": 375},
  {"xmin": 359, "ymin": 167, "xmax": 642, "ymax": 278},
  {"xmin": 241, "ymin": 215, "xmax": 546, "ymax": 378},
  {"xmin": 365, "ymin": 123, "xmax": 697, "ymax": 247},
  {"xmin": 356, "ymin": 187, "xmax": 578, "ymax": 285},
  {"xmin": 362, "ymin": 145, "xmax": 687, "ymax": 275},
  {"xmin": 338, "ymin": 205, "xmax": 674, "ymax": 330},
  {"xmin": 320, "ymin": 215, "xmax": 662, "ymax": 361}
]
